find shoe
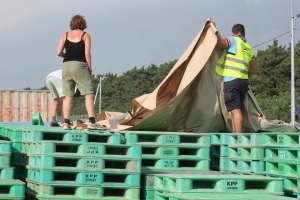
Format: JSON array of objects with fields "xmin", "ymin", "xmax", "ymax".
[
  {"xmin": 62, "ymin": 123, "xmax": 72, "ymax": 130},
  {"xmin": 87, "ymin": 122, "xmax": 106, "ymax": 130},
  {"xmin": 50, "ymin": 122, "xmax": 60, "ymax": 127}
]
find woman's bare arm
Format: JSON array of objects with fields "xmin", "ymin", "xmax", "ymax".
[
  {"xmin": 56, "ymin": 33, "xmax": 66, "ymax": 57},
  {"xmin": 84, "ymin": 33, "xmax": 92, "ymax": 74}
]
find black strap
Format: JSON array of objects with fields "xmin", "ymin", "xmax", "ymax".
[
  {"xmin": 66, "ymin": 32, "xmax": 68, "ymax": 39},
  {"xmin": 81, "ymin": 32, "xmax": 86, "ymax": 40},
  {"xmin": 128, "ymin": 110, "xmax": 143, "ymax": 119}
]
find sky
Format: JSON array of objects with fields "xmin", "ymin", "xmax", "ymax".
[{"xmin": 1, "ymin": 0, "xmax": 300, "ymax": 90}]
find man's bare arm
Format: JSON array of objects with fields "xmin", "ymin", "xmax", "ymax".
[
  {"xmin": 248, "ymin": 58, "xmax": 258, "ymax": 77},
  {"xmin": 211, "ymin": 20, "xmax": 230, "ymax": 49}
]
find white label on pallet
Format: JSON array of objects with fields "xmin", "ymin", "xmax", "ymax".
[{"xmin": 279, "ymin": 151, "xmax": 285, "ymax": 158}]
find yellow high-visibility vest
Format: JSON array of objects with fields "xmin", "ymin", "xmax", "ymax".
[{"xmin": 215, "ymin": 37, "xmax": 254, "ymax": 79}]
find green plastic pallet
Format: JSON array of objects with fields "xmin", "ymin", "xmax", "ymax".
[
  {"xmin": 210, "ymin": 156, "xmax": 228, "ymax": 172},
  {"xmin": 0, "ymin": 167, "xmax": 14, "ymax": 179},
  {"xmin": 267, "ymin": 174, "xmax": 300, "ymax": 197},
  {"xmin": 155, "ymin": 192, "xmax": 292, "ymax": 200},
  {"xmin": 142, "ymin": 145, "xmax": 210, "ymax": 159},
  {"xmin": 228, "ymin": 146, "xmax": 265, "ymax": 160},
  {"xmin": 27, "ymin": 141, "xmax": 141, "ymax": 158},
  {"xmin": 23, "ymin": 129, "xmax": 121, "ymax": 144},
  {"xmin": 266, "ymin": 147, "xmax": 300, "ymax": 161},
  {"xmin": 228, "ymin": 133, "xmax": 264, "ymax": 146},
  {"xmin": 26, "ymin": 168, "xmax": 140, "ymax": 186},
  {"xmin": 210, "ymin": 145, "xmax": 228, "ymax": 157},
  {"xmin": 28, "ymin": 155, "xmax": 141, "ymax": 172},
  {"xmin": 266, "ymin": 158, "xmax": 300, "ymax": 178},
  {"xmin": 11, "ymin": 142, "xmax": 22, "ymax": 153},
  {"xmin": 141, "ymin": 158, "xmax": 209, "ymax": 170},
  {"xmin": 141, "ymin": 170, "xmax": 228, "ymax": 188},
  {"xmin": 228, "ymin": 158, "xmax": 265, "ymax": 175},
  {"xmin": 121, "ymin": 131, "xmax": 210, "ymax": 146},
  {"xmin": 26, "ymin": 180, "xmax": 140, "ymax": 199},
  {"xmin": 1, "ymin": 125, "xmax": 62, "ymax": 142},
  {"xmin": 154, "ymin": 174, "xmax": 283, "ymax": 195},
  {"xmin": 0, "ymin": 140, "xmax": 11, "ymax": 153},
  {"xmin": 210, "ymin": 133, "xmax": 228, "ymax": 145},
  {"xmin": 0, "ymin": 153, "xmax": 11, "ymax": 167},
  {"xmin": 1, "ymin": 126, "xmax": 29, "ymax": 142},
  {"xmin": 263, "ymin": 132, "xmax": 300, "ymax": 147},
  {"xmin": 0, "ymin": 179, "xmax": 25, "ymax": 197}
]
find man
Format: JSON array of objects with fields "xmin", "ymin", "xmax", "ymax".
[
  {"xmin": 46, "ymin": 70, "xmax": 64, "ymax": 127},
  {"xmin": 212, "ymin": 20, "xmax": 258, "ymax": 133}
]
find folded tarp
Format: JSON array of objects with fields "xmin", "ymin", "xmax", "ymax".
[{"xmin": 99, "ymin": 18, "xmax": 297, "ymax": 133}]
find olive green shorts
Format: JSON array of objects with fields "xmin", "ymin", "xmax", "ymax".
[{"xmin": 62, "ymin": 61, "xmax": 93, "ymax": 96}]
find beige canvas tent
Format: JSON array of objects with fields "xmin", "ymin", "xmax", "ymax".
[{"xmin": 99, "ymin": 18, "xmax": 298, "ymax": 133}]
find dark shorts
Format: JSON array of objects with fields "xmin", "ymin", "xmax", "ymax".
[{"xmin": 224, "ymin": 79, "xmax": 249, "ymax": 112}]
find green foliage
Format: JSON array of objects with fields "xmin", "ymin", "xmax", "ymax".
[
  {"xmin": 22, "ymin": 86, "xmax": 32, "ymax": 90},
  {"xmin": 251, "ymin": 39, "xmax": 300, "ymax": 122},
  {"xmin": 37, "ymin": 85, "xmax": 48, "ymax": 90},
  {"xmin": 250, "ymin": 40, "xmax": 291, "ymax": 96}
]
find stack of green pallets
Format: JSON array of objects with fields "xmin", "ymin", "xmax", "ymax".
[
  {"xmin": 227, "ymin": 133, "xmax": 265, "ymax": 175},
  {"xmin": 0, "ymin": 139, "xmax": 25, "ymax": 200},
  {"xmin": 210, "ymin": 133, "xmax": 229, "ymax": 172},
  {"xmin": 1, "ymin": 124, "xmax": 143, "ymax": 200},
  {"xmin": 264, "ymin": 132, "xmax": 300, "ymax": 197},
  {"xmin": 120, "ymin": 131, "xmax": 211, "ymax": 200},
  {"xmin": 122, "ymin": 131, "xmax": 211, "ymax": 170}
]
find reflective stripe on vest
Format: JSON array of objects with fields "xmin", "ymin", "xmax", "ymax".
[{"xmin": 215, "ymin": 37, "xmax": 254, "ymax": 79}]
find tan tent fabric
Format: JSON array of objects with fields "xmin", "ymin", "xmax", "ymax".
[{"xmin": 99, "ymin": 18, "xmax": 298, "ymax": 133}]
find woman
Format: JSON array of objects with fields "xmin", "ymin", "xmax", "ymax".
[{"xmin": 56, "ymin": 15, "xmax": 104, "ymax": 130}]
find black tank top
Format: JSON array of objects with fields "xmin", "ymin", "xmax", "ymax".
[{"xmin": 63, "ymin": 32, "xmax": 87, "ymax": 63}]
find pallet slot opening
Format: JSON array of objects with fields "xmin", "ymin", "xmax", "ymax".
[
  {"xmin": 106, "ymin": 147, "xmax": 127, "ymax": 155},
  {"xmin": 104, "ymin": 174, "xmax": 126, "ymax": 183},
  {"xmin": 55, "ymin": 158, "xmax": 77, "ymax": 167},
  {"xmin": 179, "ymin": 148, "xmax": 198, "ymax": 156},
  {"xmin": 193, "ymin": 180, "xmax": 215, "ymax": 189},
  {"xmin": 88, "ymin": 135, "xmax": 109, "ymax": 143},
  {"xmin": 54, "ymin": 186, "xmax": 76, "ymax": 195},
  {"xmin": 104, "ymin": 188, "xmax": 124, "ymax": 197},
  {"xmin": 180, "ymin": 136, "xmax": 198, "ymax": 144},
  {"xmin": 54, "ymin": 172, "xmax": 76, "ymax": 181},
  {"xmin": 0, "ymin": 186, "xmax": 10, "ymax": 194}
]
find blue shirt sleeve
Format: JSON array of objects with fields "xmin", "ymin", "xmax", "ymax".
[
  {"xmin": 227, "ymin": 36, "xmax": 237, "ymax": 54},
  {"xmin": 223, "ymin": 36, "xmax": 238, "ymax": 82}
]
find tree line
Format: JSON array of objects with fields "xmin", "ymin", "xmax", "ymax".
[{"xmin": 24, "ymin": 40, "xmax": 300, "ymax": 122}]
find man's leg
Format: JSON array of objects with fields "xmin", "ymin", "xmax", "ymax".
[
  {"xmin": 231, "ymin": 109, "xmax": 243, "ymax": 133},
  {"xmin": 51, "ymin": 97, "xmax": 60, "ymax": 117},
  {"xmin": 231, "ymin": 115, "xmax": 236, "ymax": 133},
  {"xmin": 50, "ymin": 97, "xmax": 60, "ymax": 127},
  {"xmin": 60, "ymin": 97, "xmax": 64, "ymax": 123}
]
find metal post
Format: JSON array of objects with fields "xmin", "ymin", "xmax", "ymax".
[
  {"xmin": 291, "ymin": 16, "xmax": 295, "ymax": 125},
  {"xmin": 94, "ymin": 84, "xmax": 100, "ymax": 105},
  {"xmin": 291, "ymin": 14, "xmax": 300, "ymax": 125},
  {"xmin": 99, "ymin": 76, "xmax": 102, "ymax": 114}
]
